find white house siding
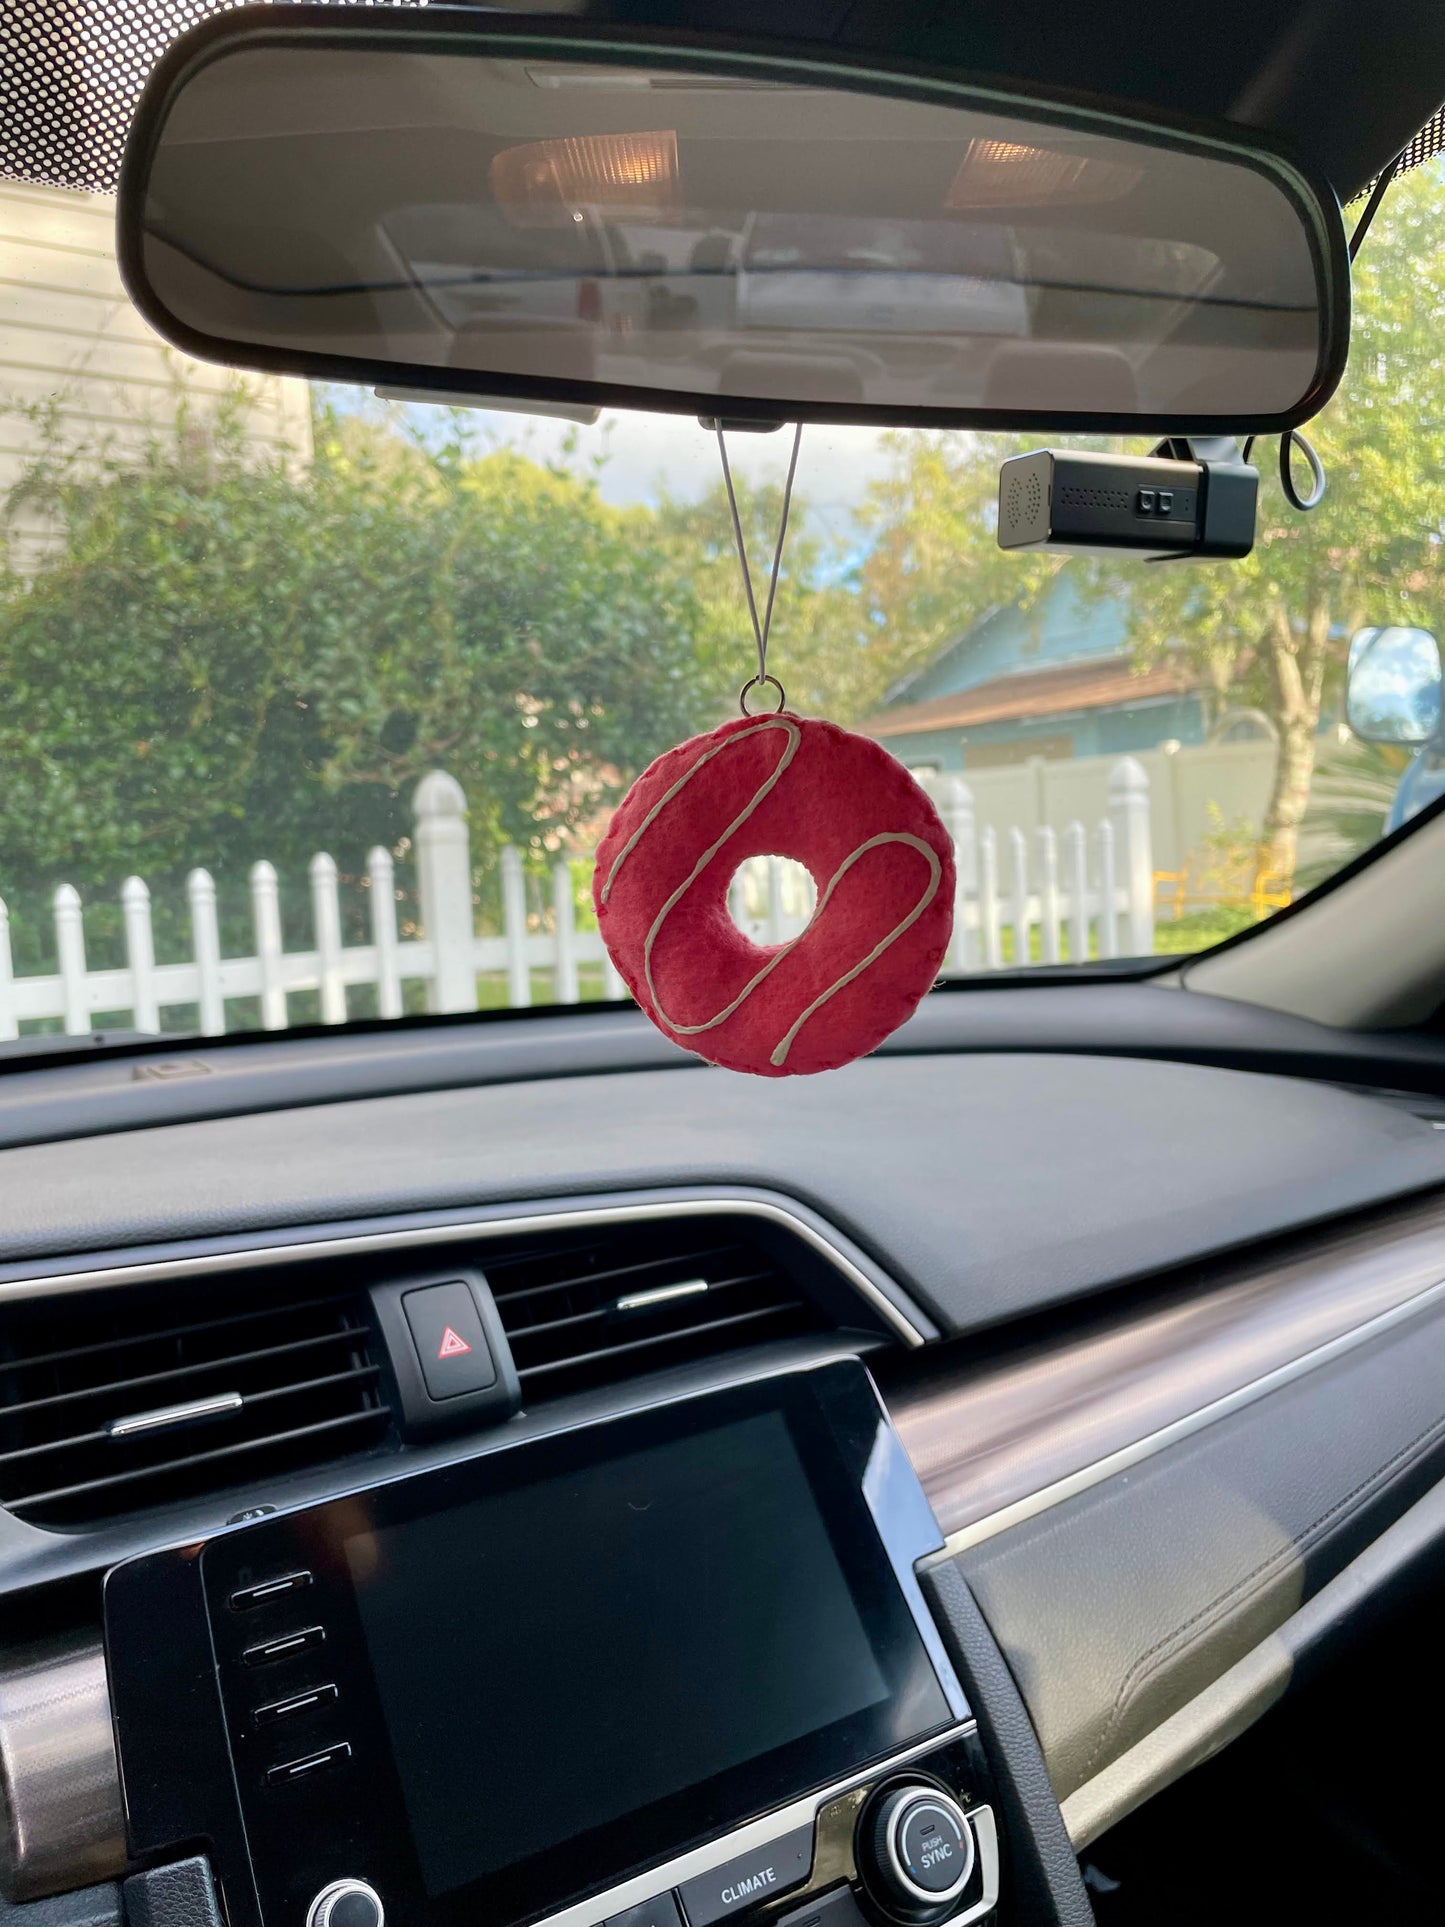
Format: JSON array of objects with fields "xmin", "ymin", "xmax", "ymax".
[{"xmin": 0, "ymin": 180, "xmax": 312, "ymax": 568}]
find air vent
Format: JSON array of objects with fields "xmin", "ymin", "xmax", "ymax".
[
  {"xmin": 0, "ymin": 1282, "xmax": 391, "ymax": 1528},
  {"xmin": 484, "ymin": 1221, "xmax": 836, "ymax": 1403}
]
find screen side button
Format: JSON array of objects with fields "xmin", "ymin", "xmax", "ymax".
[
  {"xmin": 242, "ymin": 1625, "xmax": 326, "ymax": 1666},
  {"xmin": 605, "ymin": 1896, "xmax": 683, "ymax": 1927},
  {"xmin": 253, "ymin": 1683, "xmax": 339, "ymax": 1727},
  {"xmin": 678, "ymin": 1826, "xmax": 813, "ymax": 1927},
  {"xmin": 229, "ymin": 1571, "xmax": 312, "ymax": 1610},
  {"xmin": 266, "ymin": 1742, "xmax": 351, "ymax": 1785}
]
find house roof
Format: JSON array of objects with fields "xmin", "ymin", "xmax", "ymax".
[{"xmin": 863, "ymin": 654, "xmax": 1197, "ymax": 738}]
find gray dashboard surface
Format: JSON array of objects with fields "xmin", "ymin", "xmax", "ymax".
[{"xmin": 0, "ymin": 1053, "xmax": 1442, "ymax": 1334}]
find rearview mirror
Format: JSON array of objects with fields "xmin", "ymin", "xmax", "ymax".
[
  {"xmin": 1347, "ymin": 627, "xmax": 1443, "ymax": 746},
  {"xmin": 118, "ymin": 9, "xmax": 1349, "ymax": 432}
]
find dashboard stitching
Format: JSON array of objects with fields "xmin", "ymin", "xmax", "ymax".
[{"xmin": 1077, "ymin": 1386, "xmax": 1445, "ymax": 1779}]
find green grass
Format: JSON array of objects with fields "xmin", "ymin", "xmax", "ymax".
[{"xmin": 1150, "ymin": 905, "xmax": 1260, "ymax": 955}]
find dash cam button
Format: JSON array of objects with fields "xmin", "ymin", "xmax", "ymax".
[{"xmin": 678, "ymin": 1825, "xmax": 813, "ymax": 1927}]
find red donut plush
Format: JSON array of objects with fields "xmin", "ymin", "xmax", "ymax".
[{"xmin": 594, "ymin": 712, "xmax": 955, "ymax": 1076}]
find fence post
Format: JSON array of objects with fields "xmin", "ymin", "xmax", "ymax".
[
  {"xmin": 0, "ymin": 897, "xmax": 16, "ymax": 1041},
  {"xmin": 121, "ymin": 876, "xmax": 160, "ymax": 1032},
  {"xmin": 1035, "ymin": 826, "xmax": 1061, "ymax": 965},
  {"xmin": 765, "ymin": 857, "xmax": 787, "ymax": 944},
  {"xmin": 1008, "ymin": 825, "xmax": 1030, "ymax": 968},
  {"xmin": 368, "ymin": 846, "xmax": 403, "ymax": 1020},
  {"xmin": 978, "ymin": 827, "xmax": 1002, "ymax": 970},
  {"xmin": 553, "ymin": 862, "xmax": 580, "ymax": 1004},
  {"xmin": 413, "ymin": 771, "xmax": 477, "ymax": 1014},
  {"xmin": 250, "ymin": 860, "xmax": 287, "ymax": 1030},
  {"xmin": 53, "ymin": 884, "xmax": 89, "ymax": 1034},
  {"xmin": 935, "ymin": 776, "xmax": 977, "ymax": 971},
  {"xmin": 1108, "ymin": 756, "xmax": 1155, "ymax": 956},
  {"xmin": 187, "ymin": 868, "xmax": 225, "ymax": 1035},
  {"xmin": 309, "ymin": 852, "xmax": 346, "ymax": 1024},
  {"xmin": 1095, "ymin": 819, "xmax": 1119, "ymax": 959},
  {"xmin": 1064, "ymin": 822, "xmax": 1089, "ymax": 963},
  {"xmin": 501, "ymin": 844, "xmax": 531, "ymax": 1008}
]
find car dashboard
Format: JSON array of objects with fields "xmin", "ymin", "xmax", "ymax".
[{"xmin": 5, "ymin": 992, "xmax": 1445, "ymax": 1927}]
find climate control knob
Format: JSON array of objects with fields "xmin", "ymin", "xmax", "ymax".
[
  {"xmin": 858, "ymin": 1784, "xmax": 975, "ymax": 1921},
  {"xmin": 306, "ymin": 1880, "xmax": 385, "ymax": 1927}
]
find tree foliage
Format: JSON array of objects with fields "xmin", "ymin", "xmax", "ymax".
[
  {"xmin": 1109, "ymin": 163, "xmax": 1445, "ymax": 876},
  {"xmin": 0, "ymin": 402, "xmax": 724, "ymax": 949}
]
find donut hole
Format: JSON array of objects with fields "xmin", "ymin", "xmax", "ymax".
[{"xmin": 727, "ymin": 854, "xmax": 817, "ymax": 944}]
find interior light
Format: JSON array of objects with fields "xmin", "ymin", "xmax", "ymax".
[
  {"xmin": 490, "ymin": 130, "xmax": 680, "ymax": 225},
  {"xmin": 945, "ymin": 137, "xmax": 1141, "ymax": 209}
]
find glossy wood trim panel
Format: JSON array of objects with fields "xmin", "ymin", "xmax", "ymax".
[{"xmin": 887, "ymin": 1186, "xmax": 1445, "ymax": 1554}]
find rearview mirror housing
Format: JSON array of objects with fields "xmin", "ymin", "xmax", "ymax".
[{"xmin": 117, "ymin": 6, "xmax": 1351, "ymax": 433}]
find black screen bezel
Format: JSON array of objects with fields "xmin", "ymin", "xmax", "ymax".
[{"xmin": 200, "ymin": 1365, "xmax": 953, "ymax": 1927}]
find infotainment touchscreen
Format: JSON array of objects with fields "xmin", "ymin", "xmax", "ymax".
[
  {"xmin": 193, "ymin": 1365, "xmax": 960, "ymax": 1927},
  {"xmin": 349, "ymin": 1408, "xmax": 899, "ymax": 1896}
]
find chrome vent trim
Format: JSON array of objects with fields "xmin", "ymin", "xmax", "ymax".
[{"xmin": 0, "ymin": 1197, "xmax": 928, "ymax": 1346}]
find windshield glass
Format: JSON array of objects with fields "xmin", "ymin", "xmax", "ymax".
[{"xmin": 2, "ymin": 161, "xmax": 1442, "ymax": 1045}]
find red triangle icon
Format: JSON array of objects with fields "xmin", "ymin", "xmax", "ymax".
[{"xmin": 437, "ymin": 1326, "xmax": 472, "ymax": 1359}]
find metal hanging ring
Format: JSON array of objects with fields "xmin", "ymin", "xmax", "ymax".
[{"xmin": 739, "ymin": 674, "xmax": 787, "ymax": 717}]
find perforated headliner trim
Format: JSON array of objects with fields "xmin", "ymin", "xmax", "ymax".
[{"xmin": 0, "ymin": 0, "xmax": 422, "ymax": 195}]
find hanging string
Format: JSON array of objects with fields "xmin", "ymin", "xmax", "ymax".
[{"xmin": 715, "ymin": 423, "xmax": 804, "ymax": 714}]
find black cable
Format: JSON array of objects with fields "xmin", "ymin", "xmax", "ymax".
[
  {"xmin": 1349, "ymin": 150, "xmax": 1406, "ymax": 262},
  {"xmin": 1234, "ymin": 148, "xmax": 1404, "ymax": 520}
]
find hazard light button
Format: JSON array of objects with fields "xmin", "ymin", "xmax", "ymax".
[{"xmin": 401, "ymin": 1281, "xmax": 498, "ymax": 1401}]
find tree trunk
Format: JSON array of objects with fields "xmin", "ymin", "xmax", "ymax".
[{"xmin": 1259, "ymin": 602, "xmax": 1330, "ymax": 884}]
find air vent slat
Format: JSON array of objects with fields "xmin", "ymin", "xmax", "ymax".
[
  {"xmin": 488, "ymin": 1220, "xmax": 841, "ymax": 1403},
  {"xmin": 5, "ymin": 1408, "xmax": 388, "ymax": 1520},
  {"xmin": 0, "ymin": 1281, "xmax": 392, "ymax": 1527},
  {"xmin": 486, "ymin": 1243, "xmax": 740, "ymax": 1311},
  {"xmin": 517, "ymin": 1301, "xmax": 798, "ymax": 1383},
  {"xmin": 0, "ymin": 1294, "xmax": 366, "ymax": 1378},
  {"xmin": 0, "ymin": 1325, "xmax": 371, "ymax": 1426},
  {"xmin": 503, "ymin": 1269, "xmax": 771, "ymax": 1343}
]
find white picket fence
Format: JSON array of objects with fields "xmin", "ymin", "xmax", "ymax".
[
  {"xmin": 734, "ymin": 756, "xmax": 1155, "ymax": 970},
  {"xmin": 0, "ymin": 758, "xmax": 1154, "ymax": 1039}
]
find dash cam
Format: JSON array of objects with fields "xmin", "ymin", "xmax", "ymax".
[{"xmin": 998, "ymin": 438, "xmax": 1258, "ymax": 561}]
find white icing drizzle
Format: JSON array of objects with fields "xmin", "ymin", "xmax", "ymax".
[{"xmin": 602, "ymin": 719, "xmax": 945, "ymax": 1068}]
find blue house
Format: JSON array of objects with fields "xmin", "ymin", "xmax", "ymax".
[{"xmin": 863, "ymin": 569, "xmax": 1207, "ymax": 772}]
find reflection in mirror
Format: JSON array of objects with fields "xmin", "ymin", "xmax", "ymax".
[
  {"xmin": 130, "ymin": 41, "xmax": 1332, "ymax": 421},
  {"xmin": 1347, "ymin": 627, "xmax": 1443, "ymax": 745}
]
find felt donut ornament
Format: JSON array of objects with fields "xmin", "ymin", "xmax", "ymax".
[{"xmin": 594, "ymin": 710, "xmax": 955, "ymax": 1077}]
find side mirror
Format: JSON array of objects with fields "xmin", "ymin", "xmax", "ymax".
[{"xmin": 1346, "ymin": 627, "xmax": 1443, "ymax": 745}]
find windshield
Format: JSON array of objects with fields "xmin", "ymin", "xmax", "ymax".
[{"xmin": 2, "ymin": 161, "xmax": 1443, "ymax": 1046}]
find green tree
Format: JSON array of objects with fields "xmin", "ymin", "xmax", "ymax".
[
  {"xmin": 1111, "ymin": 162, "xmax": 1445, "ymax": 880},
  {"xmin": 0, "ymin": 400, "xmax": 719, "ymax": 964},
  {"xmin": 855, "ymin": 431, "xmax": 1068, "ymax": 716},
  {"xmin": 651, "ymin": 474, "xmax": 866, "ymax": 720}
]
